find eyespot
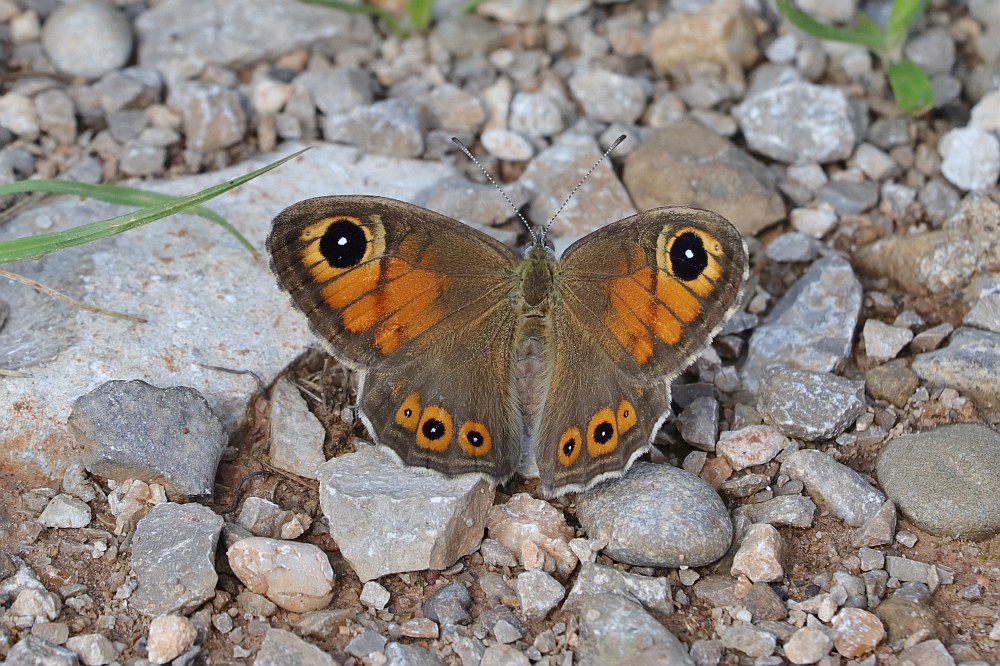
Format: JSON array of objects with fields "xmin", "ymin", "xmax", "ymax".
[
  {"xmin": 587, "ymin": 408, "xmax": 618, "ymax": 457},
  {"xmin": 458, "ymin": 420, "xmax": 492, "ymax": 457},
  {"xmin": 394, "ymin": 392, "xmax": 421, "ymax": 431},
  {"xmin": 617, "ymin": 399, "xmax": 637, "ymax": 434},
  {"xmin": 416, "ymin": 405, "xmax": 453, "ymax": 452},
  {"xmin": 558, "ymin": 426, "xmax": 583, "ymax": 467},
  {"xmin": 668, "ymin": 231, "xmax": 709, "ymax": 281},
  {"xmin": 316, "ymin": 216, "xmax": 369, "ymax": 268}
]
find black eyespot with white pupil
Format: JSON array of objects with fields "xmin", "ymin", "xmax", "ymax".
[
  {"xmin": 319, "ymin": 218, "xmax": 367, "ymax": 268},
  {"xmin": 466, "ymin": 430, "xmax": 485, "ymax": 447},
  {"xmin": 562, "ymin": 437, "xmax": 576, "ymax": 457},
  {"xmin": 593, "ymin": 422, "xmax": 614, "ymax": 444},
  {"xmin": 670, "ymin": 231, "xmax": 708, "ymax": 281},
  {"xmin": 403, "ymin": 408, "xmax": 412, "ymax": 418},
  {"xmin": 422, "ymin": 419, "xmax": 446, "ymax": 440}
]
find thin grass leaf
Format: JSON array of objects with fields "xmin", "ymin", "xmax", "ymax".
[
  {"xmin": 0, "ymin": 179, "xmax": 257, "ymax": 256},
  {"xmin": 297, "ymin": 0, "xmax": 407, "ymax": 38},
  {"xmin": 776, "ymin": 0, "xmax": 884, "ymax": 52},
  {"xmin": 885, "ymin": 0, "xmax": 928, "ymax": 57},
  {"xmin": 407, "ymin": 0, "xmax": 435, "ymax": 30},
  {"xmin": 459, "ymin": 0, "xmax": 484, "ymax": 13},
  {"xmin": 0, "ymin": 148, "xmax": 307, "ymax": 264},
  {"xmin": 888, "ymin": 58, "xmax": 934, "ymax": 115}
]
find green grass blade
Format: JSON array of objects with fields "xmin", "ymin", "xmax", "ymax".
[
  {"xmin": 776, "ymin": 0, "xmax": 885, "ymax": 52},
  {"xmin": 888, "ymin": 58, "xmax": 934, "ymax": 115},
  {"xmin": 0, "ymin": 148, "xmax": 307, "ymax": 265},
  {"xmin": 407, "ymin": 0, "xmax": 434, "ymax": 30},
  {"xmin": 297, "ymin": 0, "xmax": 407, "ymax": 38},
  {"xmin": 458, "ymin": 0, "xmax": 485, "ymax": 13},
  {"xmin": 885, "ymin": 0, "xmax": 928, "ymax": 57},
  {"xmin": 0, "ymin": 179, "xmax": 257, "ymax": 256}
]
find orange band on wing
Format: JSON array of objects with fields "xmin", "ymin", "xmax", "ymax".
[
  {"xmin": 320, "ymin": 261, "xmax": 381, "ymax": 309},
  {"xmin": 341, "ymin": 261, "xmax": 450, "ymax": 338},
  {"xmin": 609, "ymin": 269, "xmax": 683, "ymax": 356},
  {"xmin": 655, "ymin": 273, "xmax": 703, "ymax": 323}
]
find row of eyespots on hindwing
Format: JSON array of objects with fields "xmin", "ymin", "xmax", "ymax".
[
  {"xmin": 557, "ymin": 399, "xmax": 638, "ymax": 467},
  {"xmin": 393, "ymin": 392, "xmax": 492, "ymax": 457}
]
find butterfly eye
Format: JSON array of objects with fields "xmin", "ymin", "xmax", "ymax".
[
  {"xmin": 587, "ymin": 408, "xmax": 619, "ymax": 457},
  {"xmin": 558, "ymin": 427, "xmax": 583, "ymax": 467},
  {"xmin": 319, "ymin": 217, "xmax": 369, "ymax": 268},
  {"xmin": 458, "ymin": 420, "xmax": 492, "ymax": 457},
  {"xmin": 669, "ymin": 231, "xmax": 709, "ymax": 281}
]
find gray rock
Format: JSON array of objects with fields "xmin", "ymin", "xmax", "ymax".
[
  {"xmin": 41, "ymin": 0, "xmax": 132, "ymax": 79},
  {"xmin": 0, "ymin": 92, "xmax": 39, "ymax": 140},
  {"xmin": 69, "ymin": 380, "xmax": 227, "ymax": 500},
  {"xmin": 31, "ymin": 622, "xmax": 70, "ymax": 646},
  {"xmin": 742, "ymin": 256, "xmax": 862, "ymax": 392},
  {"xmin": 130, "ymin": 502, "xmax": 224, "ymax": 616},
  {"xmin": 563, "ymin": 561, "xmax": 671, "ymax": 615},
  {"xmin": 324, "ymin": 98, "xmax": 424, "ymax": 159},
  {"xmin": 910, "ymin": 322, "xmax": 954, "ymax": 354},
  {"xmin": 867, "ymin": 116, "xmax": 911, "ymax": 149},
  {"xmin": 905, "ymin": 27, "xmax": 956, "ymax": 76},
  {"xmin": 863, "ymin": 320, "xmax": 914, "ymax": 362},
  {"xmin": 765, "ymin": 231, "xmax": 820, "ymax": 263},
  {"xmin": 255, "ymin": 628, "xmax": 335, "ymax": 666},
  {"xmin": 576, "ymin": 462, "xmax": 732, "ymax": 567},
  {"xmin": 422, "ymin": 84, "xmax": 486, "ymax": 134},
  {"xmin": 423, "ymin": 581, "xmax": 472, "ymax": 626},
  {"xmin": 236, "ymin": 497, "xmax": 299, "ymax": 539},
  {"xmin": 137, "ymin": 0, "xmax": 349, "ymax": 81},
  {"xmin": 431, "ymin": 14, "xmax": 504, "ymax": 58},
  {"xmin": 268, "ymin": 377, "xmax": 326, "ymax": 480},
  {"xmin": 818, "ymin": 180, "xmax": 880, "ymax": 214},
  {"xmin": 692, "ymin": 576, "xmax": 788, "ymax": 621},
  {"xmin": 864, "ymin": 364, "xmax": 919, "ymax": 408},
  {"xmin": 573, "ymin": 593, "xmax": 695, "ymax": 666},
  {"xmin": 359, "ymin": 581, "xmax": 390, "ymax": 610},
  {"xmin": 413, "ymin": 177, "xmax": 527, "ymax": 231},
  {"xmin": 5, "ymin": 635, "xmax": 79, "ymax": 666},
  {"xmin": 912, "ymin": 327, "xmax": 1000, "ymax": 411},
  {"xmin": 568, "ymin": 69, "xmax": 647, "ymax": 124},
  {"xmin": 37, "ymin": 494, "xmax": 91, "ymax": 529},
  {"xmin": 853, "ymin": 142, "xmax": 898, "ymax": 181},
  {"xmin": 479, "ymin": 644, "xmax": 528, "ymax": 666},
  {"xmin": 939, "ymin": 127, "xmax": 1000, "ymax": 191},
  {"xmin": 297, "ymin": 68, "xmax": 374, "ymax": 118},
  {"xmin": 716, "ymin": 425, "xmax": 790, "ymax": 470},
  {"xmin": 898, "ymin": 640, "xmax": 957, "ymax": 666},
  {"xmin": 622, "ymin": 120, "xmax": 785, "ymax": 237},
  {"xmin": 784, "ymin": 627, "xmax": 833, "ymax": 664},
  {"xmin": 852, "ymin": 500, "xmax": 897, "ymax": 548},
  {"xmin": 735, "ymin": 494, "xmax": 816, "ymax": 529},
  {"xmin": 717, "ymin": 624, "xmax": 777, "ymax": 658},
  {"xmin": 781, "ymin": 449, "xmax": 886, "ymax": 527},
  {"xmin": 481, "ymin": 127, "xmax": 534, "ymax": 161},
  {"xmin": 479, "ymin": 538, "xmax": 518, "ymax": 568},
  {"xmin": 119, "ymin": 142, "xmax": 167, "ymax": 177},
  {"xmin": 293, "ymin": 609, "xmax": 353, "ymax": 638},
  {"xmin": 317, "ymin": 446, "xmax": 494, "ymax": 582},
  {"xmin": 0, "ymin": 556, "xmax": 46, "ymax": 604},
  {"xmin": 675, "ymin": 396, "xmax": 719, "ymax": 451},
  {"xmin": 520, "ymin": 133, "xmax": 636, "ymax": 239},
  {"xmin": 731, "ymin": 523, "xmax": 785, "ymax": 583},
  {"xmin": 757, "ymin": 367, "xmax": 865, "ymax": 441},
  {"xmin": 385, "ymin": 642, "xmax": 446, "ymax": 666},
  {"xmin": 347, "ymin": 630, "xmax": 387, "ymax": 659},
  {"xmin": 34, "ymin": 88, "xmax": 76, "ymax": 144},
  {"xmin": 170, "ymin": 83, "xmax": 247, "ymax": 153},
  {"xmin": 515, "ymin": 570, "xmax": 565, "ymax": 621},
  {"xmin": 965, "ymin": 290, "xmax": 1000, "ymax": 334},
  {"xmin": 789, "ymin": 206, "xmax": 838, "ymax": 238},
  {"xmin": 93, "ymin": 67, "xmax": 163, "ymax": 113},
  {"xmin": 876, "ymin": 424, "xmax": 1000, "ymax": 540},
  {"xmin": 734, "ymin": 82, "xmax": 857, "ymax": 163},
  {"xmin": 510, "ymin": 91, "xmax": 566, "ymax": 139},
  {"xmin": 64, "ymin": 634, "xmax": 117, "ymax": 666}
]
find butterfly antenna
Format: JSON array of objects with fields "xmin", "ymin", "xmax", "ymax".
[
  {"xmin": 451, "ymin": 137, "xmax": 539, "ymax": 247},
  {"xmin": 540, "ymin": 134, "xmax": 626, "ymax": 244}
]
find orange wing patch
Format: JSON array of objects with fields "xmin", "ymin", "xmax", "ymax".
[
  {"xmin": 394, "ymin": 392, "xmax": 421, "ymax": 431},
  {"xmin": 617, "ymin": 399, "xmax": 637, "ymax": 434}
]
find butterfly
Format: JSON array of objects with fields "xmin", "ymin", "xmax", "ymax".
[{"xmin": 267, "ymin": 171, "xmax": 747, "ymax": 497}]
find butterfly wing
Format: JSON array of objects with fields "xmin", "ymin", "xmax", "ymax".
[
  {"xmin": 267, "ymin": 195, "xmax": 523, "ymax": 481},
  {"xmin": 534, "ymin": 207, "xmax": 748, "ymax": 496}
]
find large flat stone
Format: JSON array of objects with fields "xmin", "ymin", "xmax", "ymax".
[{"xmin": 0, "ymin": 144, "xmax": 460, "ymax": 481}]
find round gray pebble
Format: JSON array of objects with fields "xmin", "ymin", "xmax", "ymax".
[
  {"xmin": 576, "ymin": 462, "xmax": 732, "ymax": 567},
  {"xmin": 875, "ymin": 423, "xmax": 1000, "ymax": 540},
  {"xmin": 41, "ymin": 0, "xmax": 134, "ymax": 79}
]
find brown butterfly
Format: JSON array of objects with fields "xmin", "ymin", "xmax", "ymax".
[{"xmin": 267, "ymin": 164, "xmax": 747, "ymax": 496}]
